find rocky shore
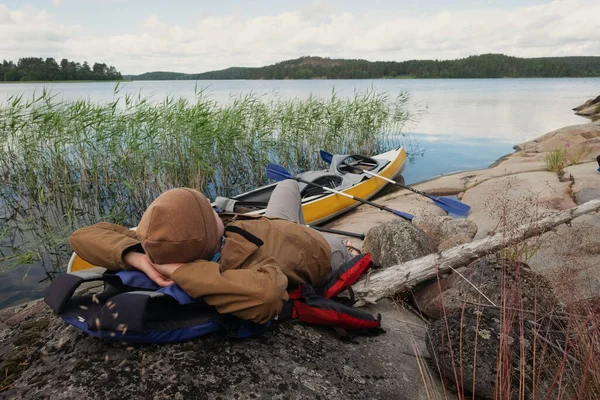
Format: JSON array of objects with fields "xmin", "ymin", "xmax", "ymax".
[
  {"xmin": 330, "ymin": 120, "xmax": 600, "ymax": 301},
  {"xmin": 2, "ymin": 120, "xmax": 600, "ymax": 399}
]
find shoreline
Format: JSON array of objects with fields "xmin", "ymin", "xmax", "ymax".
[
  {"xmin": 1, "ymin": 77, "xmax": 600, "ymax": 85},
  {"xmin": 328, "ymin": 119, "xmax": 600, "ymax": 239},
  {"xmin": 0, "ymin": 80, "xmax": 130, "ymax": 84}
]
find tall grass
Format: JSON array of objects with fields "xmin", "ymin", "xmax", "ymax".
[
  {"xmin": 0, "ymin": 86, "xmax": 414, "ymax": 276},
  {"xmin": 545, "ymin": 147, "xmax": 567, "ymax": 176},
  {"xmin": 426, "ymin": 181, "xmax": 600, "ymax": 399}
]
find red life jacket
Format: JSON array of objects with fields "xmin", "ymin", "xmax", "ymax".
[{"xmin": 279, "ymin": 253, "xmax": 384, "ymax": 338}]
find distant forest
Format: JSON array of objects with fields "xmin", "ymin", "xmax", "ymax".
[
  {"xmin": 128, "ymin": 54, "xmax": 600, "ymax": 81},
  {"xmin": 0, "ymin": 57, "xmax": 122, "ymax": 82}
]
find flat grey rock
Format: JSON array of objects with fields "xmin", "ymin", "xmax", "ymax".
[
  {"xmin": 1, "ymin": 299, "xmax": 450, "ymax": 400},
  {"xmin": 575, "ymin": 187, "xmax": 600, "ymax": 205}
]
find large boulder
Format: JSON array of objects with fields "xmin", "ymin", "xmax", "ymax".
[
  {"xmin": 423, "ymin": 258, "xmax": 598, "ymax": 399},
  {"xmin": 362, "ymin": 219, "xmax": 433, "ymax": 268},
  {"xmin": 325, "ymin": 193, "xmax": 447, "ymax": 248},
  {"xmin": 411, "ymin": 256, "xmax": 560, "ymax": 320},
  {"xmin": 427, "ymin": 305, "xmax": 577, "ymax": 400},
  {"xmin": 0, "ymin": 299, "xmax": 450, "ymax": 400},
  {"xmin": 524, "ymin": 211, "xmax": 600, "ymax": 303},
  {"xmin": 412, "ymin": 215, "xmax": 477, "ymax": 251}
]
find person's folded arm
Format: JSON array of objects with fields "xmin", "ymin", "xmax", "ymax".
[
  {"xmin": 171, "ymin": 258, "xmax": 289, "ymax": 324},
  {"xmin": 69, "ymin": 222, "xmax": 141, "ymax": 270}
]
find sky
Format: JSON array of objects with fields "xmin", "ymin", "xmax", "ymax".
[{"xmin": 0, "ymin": 0, "xmax": 598, "ymax": 74}]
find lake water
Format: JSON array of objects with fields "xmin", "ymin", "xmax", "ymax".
[
  {"xmin": 0, "ymin": 78, "xmax": 598, "ymax": 309},
  {"xmin": 2, "ymin": 78, "xmax": 597, "ymax": 183}
]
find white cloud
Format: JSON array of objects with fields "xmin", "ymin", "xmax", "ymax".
[
  {"xmin": 1, "ymin": 0, "xmax": 599, "ymax": 74},
  {"xmin": 0, "ymin": 5, "xmax": 80, "ymax": 57},
  {"xmin": 51, "ymin": 0, "xmax": 64, "ymax": 7}
]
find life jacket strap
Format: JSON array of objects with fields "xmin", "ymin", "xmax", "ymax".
[
  {"xmin": 44, "ymin": 270, "xmax": 267, "ymax": 343},
  {"xmin": 316, "ymin": 254, "xmax": 373, "ymax": 299},
  {"xmin": 279, "ymin": 284, "xmax": 384, "ymax": 335},
  {"xmin": 44, "ymin": 270, "xmax": 120, "ymax": 314}
]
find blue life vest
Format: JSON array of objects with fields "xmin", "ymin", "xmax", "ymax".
[
  {"xmin": 44, "ymin": 270, "xmax": 267, "ymax": 343},
  {"xmin": 44, "ymin": 254, "xmax": 383, "ymax": 343}
]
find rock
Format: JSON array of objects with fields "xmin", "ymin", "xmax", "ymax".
[
  {"xmin": 0, "ymin": 299, "xmax": 451, "ymax": 400},
  {"xmin": 437, "ymin": 233, "xmax": 473, "ymax": 251},
  {"xmin": 325, "ymin": 192, "xmax": 446, "ymax": 249},
  {"xmin": 565, "ymin": 162, "xmax": 600, "ymax": 205},
  {"xmin": 575, "ymin": 104, "xmax": 600, "ymax": 118},
  {"xmin": 427, "ymin": 305, "xmax": 576, "ymax": 400},
  {"xmin": 462, "ymin": 172, "xmax": 577, "ymax": 239},
  {"xmin": 575, "ymin": 187, "xmax": 600, "ymax": 205},
  {"xmin": 523, "ymin": 212, "xmax": 600, "ymax": 303},
  {"xmin": 515, "ymin": 122, "xmax": 600, "ymax": 158},
  {"xmin": 567, "ymin": 294, "xmax": 600, "ymax": 315},
  {"xmin": 412, "ymin": 215, "xmax": 477, "ymax": 249},
  {"xmin": 362, "ymin": 219, "xmax": 433, "ymax": 268},
  {"xmin": 573, "ymin": 95, "xmax": 600, "ymax": 119},
  {"xmin": 412, "ymin": 256, "xmax": 560, "ymax": 320},
  {"xmin": 573, "ymin": 95, "xmax": 600, "ymax": 111}
]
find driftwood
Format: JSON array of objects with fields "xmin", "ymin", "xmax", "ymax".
[{"xmin": 353, "ymin": 199, "xmax": 600, "ymax": 306}]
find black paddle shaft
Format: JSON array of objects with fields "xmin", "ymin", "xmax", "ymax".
[
  {"xmin": 310, "ymin": 226, "xmax": 365, "ymax": 240},
  {"xmin": 341, "ymin": 162, "xmax": 430, "ymax": 198}
]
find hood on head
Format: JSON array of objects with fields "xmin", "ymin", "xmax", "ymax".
[{"xmin": 136, "ymin": 188, "xmax": 219, "ymax": 264}]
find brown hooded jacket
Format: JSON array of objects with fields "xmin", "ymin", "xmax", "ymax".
[{"xmin": 69, "ymin": 211, "xmax": 331, "ymax": 325}]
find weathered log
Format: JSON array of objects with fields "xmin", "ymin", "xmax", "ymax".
[{"xmin": 353, "ymin": 199, "xmax": 600, "ymax": 306}]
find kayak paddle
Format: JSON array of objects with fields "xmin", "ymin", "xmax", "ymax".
[
  {"xmin": 267, "ymin": 163, "xmax": 414, "ymax": 221},
  {"xmin": 309, "ymin": 225, "xmax": 365, "ymax": 240},
  {"xmin": 319, "ymin": 150, "xmax": 471, "ymax": 216}
]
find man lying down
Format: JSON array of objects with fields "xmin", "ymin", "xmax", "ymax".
[
  {"xmin": 68, "ymin": 180, "xmax": 357, "ymax": 324},
  {"xmin": 45, "ymin": 180, "xmax": 382, "ymax": 343}
]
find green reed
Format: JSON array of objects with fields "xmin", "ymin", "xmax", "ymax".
[{"xmin": 0, "ymin": 86, "xmax": 413, "ymax": 275}]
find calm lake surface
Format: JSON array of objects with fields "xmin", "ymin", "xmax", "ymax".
[
  {"xmin": 2, "ymin": 78, "xmax": 597, "ymax": 182},
  {"xmin": 0, "ymin": 78, "xmax": 598, "ymax": 308}
]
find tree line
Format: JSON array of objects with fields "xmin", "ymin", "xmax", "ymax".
[
  {"xmin": 129, "ymin": 54, "xmax": 600, "ymax": 81},
  {"xmin": 0, "ymin": 57, "xmax": 123, "ymax": 82}
]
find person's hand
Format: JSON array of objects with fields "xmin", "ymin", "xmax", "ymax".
[
  {"xmin": 123, "ymin": 251, "xmax": 174, "ymax": 287},
  {"xmin": 153, "ymin": 262, "xmax": 185, "ymax": 279}
]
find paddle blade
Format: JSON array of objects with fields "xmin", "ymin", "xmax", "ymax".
[
  {"xmin": 320, "ymin": 150, "xmax": 333, "ymax": 164},
  {"xmin": 267, "ymin": 163, "xmax": 295, "ymax": 182},
  {"xmin": 432, "ymin": 196, "xmax": 471, "ymax": 216},
  {"xmin": 392, "ymin": 209, "xmax": 414, "ymax": 221}
]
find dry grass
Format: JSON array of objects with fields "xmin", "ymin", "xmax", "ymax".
[{"xmin": 423, "ymin": 181, "xmax": 600, "ymax": 399}]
